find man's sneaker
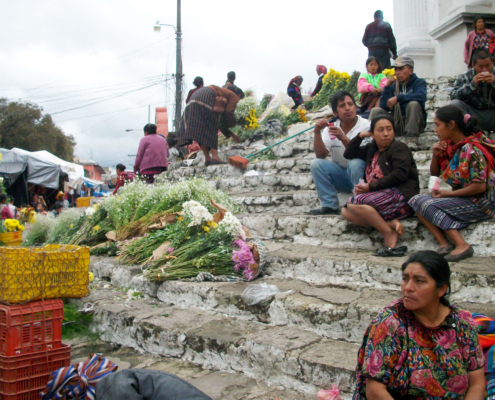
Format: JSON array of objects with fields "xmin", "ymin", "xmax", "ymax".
[{"xmin": 308, "ymin": 207, "xmax": 339, "ymax": 215}]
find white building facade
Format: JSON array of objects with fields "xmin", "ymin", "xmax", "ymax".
[{"xmin": 393, "ymin": 0, "xmax": 495, "ymax": 78}]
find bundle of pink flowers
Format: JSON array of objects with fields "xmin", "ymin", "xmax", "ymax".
[{"xmin": 232, "ymin": 238, "xmax": 256, "ymax": 281}]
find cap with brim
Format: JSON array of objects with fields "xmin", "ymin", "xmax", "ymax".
[{"xmin": 391, "ymin": 56, "xmax": 414, "ymax": 68}]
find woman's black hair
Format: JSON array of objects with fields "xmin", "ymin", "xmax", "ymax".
[
  {"xmin": 54, "ymin": 202, "xmax": 63, "ymax": 210},
  {"xmin": 436, "ymin": 105, "xmax": 480, "ymax": 136},
  {"xmin": 330, "ymin": 91, "xmax": 357, "ymax": 117},
  {"xmin": 0, "ymin": 194, "xmax": 7, "ymax": 203},
  {"xmin": 116, "ymin": 163, "xmax": 126, "ymax": 172},
  {"xmin": 402, "ymin": 250, "xmax": 451, "ymax": 306},
  {"xmin": 166, "ymin": 137, "xmax": 177, "ymax": 147},
  {"xmin": 365, "ymin": 56, "xmax": 383, "ymax": 74},
  {"xmin": 473, "ymin": 15, "xmax": 485, "ymax": 28},
  {"xmin": 143, "ymin": 123, "xmax": 157, "ymax": 134},
  {"xmin": 370, "ymin": 114, "xmax": 396, "ymax": 133}
]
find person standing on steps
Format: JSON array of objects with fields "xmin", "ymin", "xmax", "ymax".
[
  {"xmin": 369, "ymin": 56, "xmax": 427, "ymax": 137},
  {"xmin": 450, "ymin": 49, "xmax": 495, "ymax": 132},
  {"xmin": 308, "ymin": 91, "xmax": 371, "ymax": 215},
  {"xmin": 312, "ymin": 65, "xmax": 327, "ymax": 97},
  {"xmin": 464, "ymin": 16, "xmax": 494, "ymax": 69},
  {"xmin": 362, "ymin": 10, "xmax": 397, "ymax": 69},
  {"xmin": 134, "ymin": 124, "xmax": 169, "ymax": 184},
  {"xmin": 223, "ymin": 71, "xmax": 244, "ymax": 99},
  {"xmin": 409, "ymin": 105, "xmax": 495, "ymax": 263},
  {"xmin": 342, "ymin": 114, "xmax": 419, "ymax": 257}
]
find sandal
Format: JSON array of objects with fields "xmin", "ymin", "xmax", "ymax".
[
  {"xmin": 211, "ymin": 159, "xmax": 227, "ymax": 165},
  {"xmin": 205, "ymin": 161, "xmax": 212, "ymax": 167},
  {"xmin": 374, "ymin": 246, "xmax": 407, "ymax": 258}
]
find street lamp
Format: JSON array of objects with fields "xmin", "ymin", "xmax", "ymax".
[{"xmin": 154, "ymin": 1, "xmax": 182, "ymax": 134}]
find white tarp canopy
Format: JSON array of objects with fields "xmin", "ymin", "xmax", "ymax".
[{"xmin": 0, "ymin": 148, "xmax": 85, "ymax": 189}]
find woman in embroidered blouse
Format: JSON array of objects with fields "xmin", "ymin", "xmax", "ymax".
[
  {"xmin": 354, "ymin": 250, "xmax": 486, "ymax": 400},
  {"xmin": 464, "ymin": 16, "xmax": 494, "ymax": 68},
  {"xmin": 342, "ymin": 114, "xmax": 419, "ymax": 257},
  {"xmin": 409, "ymin": 105, "xmax": 495, "ymax": 262}
]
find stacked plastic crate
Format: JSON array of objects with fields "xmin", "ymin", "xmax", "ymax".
[
  {"xmin": 0, "ymin": 300, "xmax": 71, "ymax": 400},
  {"xmin": 0, "ymin": 244, "xmax": 91, "ymax": 400}
]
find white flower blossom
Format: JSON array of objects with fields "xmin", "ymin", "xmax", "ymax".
[
  {"xmin": 182, "ymin": 200, "xmax": 213, "ymax": 227},
  {"xmin": 219, "ymin": 212, "xmax": 245, "ymax": 239}
]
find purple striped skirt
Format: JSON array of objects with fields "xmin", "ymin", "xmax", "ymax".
[{"xmin": 347, "ymin": 188, "xmax": 413, "ymax": 221}]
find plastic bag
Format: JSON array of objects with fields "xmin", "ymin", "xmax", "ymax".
[
  {"xmin": 241, "ymin": 282, "xmax": 291, "ymax": 306},
  {"xmin": 317, "ymin": 386, "xmax": 342, "ymax": 400},
  {"xmin": 258, "ymin": 92, "xmax": 295, "ymax": 122},
  {"xmin": 353, "ymin": 178, "xmax": 367, "ymax": 195}
]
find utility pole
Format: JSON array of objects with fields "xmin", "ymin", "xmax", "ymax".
[{"xmin": 175, "ymin": 0, "xmax": 182, "ymax": 134}]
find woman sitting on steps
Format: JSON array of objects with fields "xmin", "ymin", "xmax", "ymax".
[
  {"xmin": 342, "ymin": 114, "xmax": 419, "ymax": 257},
  {"xmin": 408, "ymin": 105, "xmax": 495, "ymax": 262}
]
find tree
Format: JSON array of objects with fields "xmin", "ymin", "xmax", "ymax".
[{"xmin": 0, "ymin": 98, "xmax": 76, "ymax": 161}]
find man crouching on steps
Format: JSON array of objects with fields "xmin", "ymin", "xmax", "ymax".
[{"xmin": 309, "ymin": 91, "xmax": 371, "ymax": 215}]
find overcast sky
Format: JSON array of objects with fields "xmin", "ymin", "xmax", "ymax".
[{"xmin": 0, "ymin": 0, "xmax": 393, "ymax": 167}]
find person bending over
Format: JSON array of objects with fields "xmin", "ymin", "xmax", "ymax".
[
  {"xmin": 342, "ymin": 114, "xmax": 419, "ymax": 257},
  {"xmin": 113, "ymin": 164, "xmax": 135, "ymax": 195},
  {"xmin": 309, "ymin": 91, "xmax": 371, "ymax": 215}
]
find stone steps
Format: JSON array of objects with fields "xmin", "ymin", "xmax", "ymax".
[
  {"xmin": 239, "ymin": 213, "xmax": 495, "ymax": 256},
  {"xmin": 87, "ymin": 286, "xmax": 359, "ymax": 396}
]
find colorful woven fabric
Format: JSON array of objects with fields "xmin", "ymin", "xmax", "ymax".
[
  {"xmin": 473, "ymin": 313, "xmax": 495, "ymax": 374},
  {"xmin": 41, "ymin": 354, "xmax": 118, "ymax": 400},
  {"xmin": 488, "ymin": 366, "xmax": 495, "ymax": 400}
]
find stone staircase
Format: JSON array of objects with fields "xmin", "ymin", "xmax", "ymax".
[{"xmin": 85, "ymin": 77, "xmax": 495, "ymax": 398}]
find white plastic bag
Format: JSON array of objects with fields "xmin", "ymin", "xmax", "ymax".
[
  {"xmin": 317, "ymin": 386, "xmax": 342, "ymax": 400},
  {"xmin": 241, "ymin": 282, "xmax": 291, "ymax": 306},
  {"xmin": 258, "ymin": 92, "xmax": 295, "ymax": 122}
]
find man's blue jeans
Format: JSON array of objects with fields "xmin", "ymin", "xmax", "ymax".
[{"xmin": 310, "ymin": 158, "xmax": 366, "ymax": 210}]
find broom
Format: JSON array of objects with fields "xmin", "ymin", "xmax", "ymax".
[{"xmin": 228, "ymin": 125, "xmax": 316, "ymax": 169}]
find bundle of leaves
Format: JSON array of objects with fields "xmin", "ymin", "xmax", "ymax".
[
  {"xmin": 90, "ymin": 242, "xmax": 118, "ymax": 257},
  {"xmin": 23, "ymin": 213, "xmax": 56, "ymax": 246},
  {"xmin": 67, "ymin": 207, "xmax": 112, "ymax": 246},
  {"xmin": 62, "ymin": 303, "xmax": 98, "ymax": 341},
  {"xmin": 258, "ymin": 94, "xmax": 274, "ymax": 112},
  {"xmin": 46, "ymin": 208, "xmax": 84, "ymax": 244},
  {"xmin": 306, "ymin": 70, "xmax": 360, "ymax": 111}
]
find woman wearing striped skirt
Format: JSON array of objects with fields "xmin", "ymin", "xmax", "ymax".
[
  {"xmin": 342, "ymin": 114, "xmax": 419, "ymax": 257},
  {"xmin": 179, "ymin": 85, "xmax": 242, "ymax": 166},
  {"xmin": 409, "ymin": 105, "xmax": 495, "ymax": 262}
]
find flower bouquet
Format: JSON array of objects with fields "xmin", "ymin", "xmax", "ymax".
[
  {"xmin": 18, "ymin": 206, "xmax": 36, "ymax": 225},
  {"xmin": 3, "ymin": 219, "xmax": 25, "ymax": 232},
  {"xmin": 140, "ymin": 199, "xmax": 262, "ymax": 283}
]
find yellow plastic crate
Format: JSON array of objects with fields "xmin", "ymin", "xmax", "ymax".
[
  {"xmin": 0, "ymin": 231, "xmax": 23, "ymax": 247},
  {"xmin": 0, "ymin": 244, "xmax": 90, "ymax": 304},
  {"xmin": 76, "ymin": 197, "xmax": 94, "ymax": 208}
]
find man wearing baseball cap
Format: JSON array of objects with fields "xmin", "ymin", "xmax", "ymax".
[
  {"xmin": 186, "ymin": 76, "xmax": 204, "ymax": 104},
  {"xmin": 369, "ymin": 56, "xmax": 427, "ymax": 137}
]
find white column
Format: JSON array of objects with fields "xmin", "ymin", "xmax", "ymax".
[{"xmin": 404, "ymin": 0, "xmax": 430, "ymax": 40}]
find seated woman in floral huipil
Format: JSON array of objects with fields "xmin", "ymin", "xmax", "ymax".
[
  {"xmin": 354, "ymin": 251, "xmax": 486, "ymax": 400},
  {"xmin": 409, "ymin": 105, "xmax": 495, "ymax": 262}
]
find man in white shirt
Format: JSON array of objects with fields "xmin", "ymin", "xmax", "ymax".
[{"xmin": 309, "ymin": 91, "xmax": 371, "ymax": 215}]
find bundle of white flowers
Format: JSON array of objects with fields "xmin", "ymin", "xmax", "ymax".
[
  {"xmin": 219, "ymin": 212, "xmax": 245, "ymax": 239},
  {"xmin": 182, "ymin": 200, "xmax": 213, "ymax": 227}
]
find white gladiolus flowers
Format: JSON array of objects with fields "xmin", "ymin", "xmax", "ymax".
[
  {"xmin": 182, "ymin": 200, "xmax": 213, "ymax": 227},
  {"xmin": 219, "ymin": 212, "xmax": 245, "ymax": 239}
]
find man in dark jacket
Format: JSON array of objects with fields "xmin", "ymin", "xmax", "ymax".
[
  {"xmin": 369, "ymin": 56, "xmax": 427, "ymax": 137},
  {"xmin": 362, "ymin": 10, "xmax": 397, "ymax": 69},
  {"xmin": 450, "ymin": 49, "xmax": 495, "ymax": 131}
]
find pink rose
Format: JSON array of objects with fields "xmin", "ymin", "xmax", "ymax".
[
  {"xmin": 396, "ymin": 327, "xmax": 405, "ymax": 337},
  {"xmin": 476, "ymin": 345, "xmax": 485, "ymax": 367},
  {"xmin": 446, "ymin": 374, "xmax": 468, "ymax": 394},
  {"xmin": 411, "ymin": 369, "xmax": 433, "ymax": 388},
  {"xmin": 458, "ymin": 310, "xmax": 475, "ymax": 326},
  {"xmin": 462, "ymin": 345, "xmax": 470, "ymax": 360},
  {"xmin": 366, "ymin": 350, "xmax": 383, "ymax": 377},
  {"xmin": 395, "ymin": 350, "xmax": 408, "ymax": 370},
  {"xmin": 449, "ymin": 349, "xmax": 462, "ymax": 360},
  {"xmin": 385, "ymin": 317, "xmax": 400, "ymax": 335},
  {"xmin": 435, "ymin": 330, "xmax": 456, "ymax": 349},
  {"xmin": 468, "ymin": 357, "xmax": 477, "ymax": 370}
]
